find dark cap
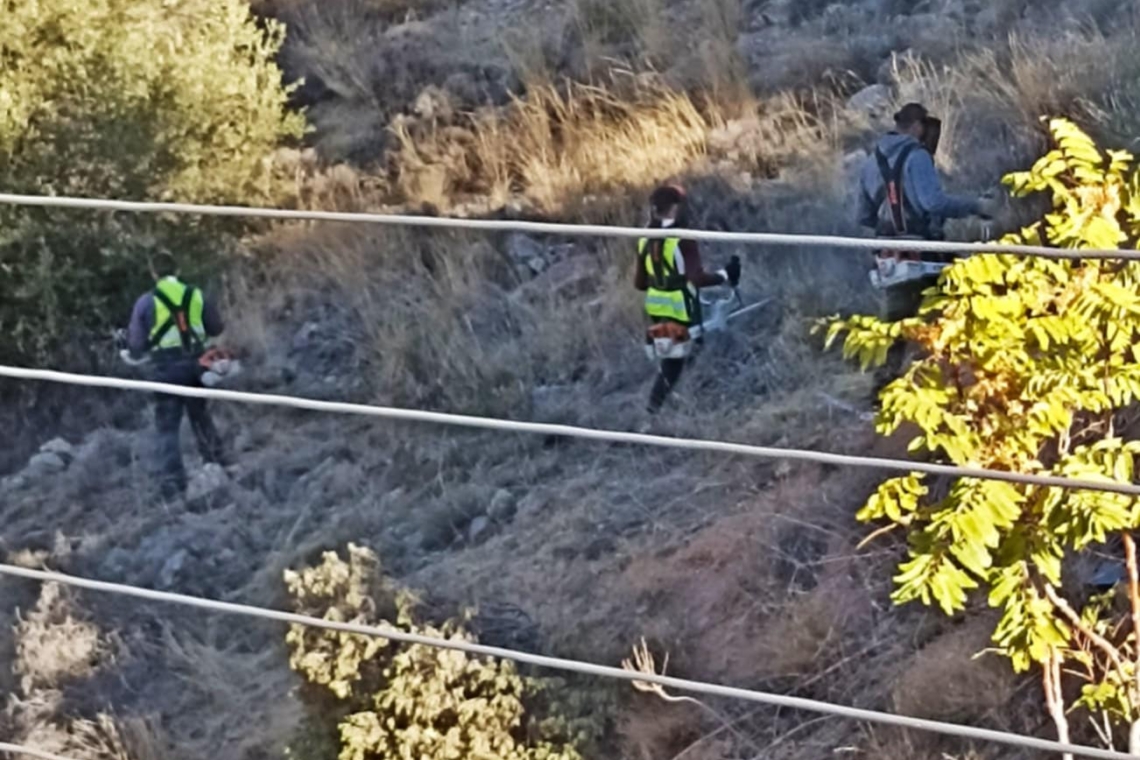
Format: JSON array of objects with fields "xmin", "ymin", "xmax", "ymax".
[
  {"xmin": 894, "ymin": 102, "xmax": 930, "ymax": 128},
  {"xmin": 649, "ymin": 184, "xmax": 687, "ymax": 213},
  {"xmin": 150, "ymin": 249, "xmax": 179, "ymax": 278}
]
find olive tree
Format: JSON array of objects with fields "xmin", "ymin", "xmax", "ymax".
[{"xmin": 0, "ymin": 0, "xmax": 306, "ymax": 363}]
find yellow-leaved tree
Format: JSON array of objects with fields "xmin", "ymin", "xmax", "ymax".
[{"xmin": 827, "ymin": 118, "xmax": 1140, "ymax": 752}]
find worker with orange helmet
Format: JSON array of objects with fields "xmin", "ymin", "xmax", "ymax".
[{"xmin": 634, "ymin": 184, "xmax": 740, "ymax": 412}]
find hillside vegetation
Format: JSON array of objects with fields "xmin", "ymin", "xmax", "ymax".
[{"xmin": 4, "ymin": 0, "xmax": 1140, "ymax": 759}]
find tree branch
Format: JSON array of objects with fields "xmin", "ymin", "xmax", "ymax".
[
  {"xmin": 1043, "ymin": 584, "xmax": 1130, "ymax": 686},
  {"xmin": 1044, "ymin": 650, "xmax": 1074, "ymax": 760},
  {"xmin": 1122, "ymin": 532, "xmax": 1140, "ymax": 708}
]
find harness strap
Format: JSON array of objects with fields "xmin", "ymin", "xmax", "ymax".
[
  {"xmin": 148, "ymin": 285, "xmax": 202, "ymax": 353},
  {"xmin": 874, "ymin": 142, "xmax": 920, "ymax": 237}
]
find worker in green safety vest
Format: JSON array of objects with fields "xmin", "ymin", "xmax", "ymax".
[
  {"xmin": 127, "ymin": 250, "xmax": 229, "ymax": 500},
  {"xmin": 634, "ymin": 184, "xmax": 741, "ymax": 413}
]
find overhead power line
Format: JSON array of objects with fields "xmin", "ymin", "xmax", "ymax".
[
  {"xmin": 3, "ymin": 364, "xmax": 1140, "ymax": 496},
  {"xmin": 0, "ymin": 564, "xmax": 1134, "ymax": 760},
  {"xmin": 1, "ymin": 192, "xmax": 1137, "ymax": 260}
]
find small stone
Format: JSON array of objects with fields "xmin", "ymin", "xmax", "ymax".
[
  {"xmin": 100, "ymin": 547, "xmax": 133, "ymax": 577},
  {"xmin": 526, "ymin": 256, "xmax": 548, "ymax": 275},
  {"xmin": 292, "ymin": 322, "xmax": 320, "ymax": 352},
  {"xmin": 158, "ymin": 549, "xmax": 188, "ymax": 590},
  {"xmin": 3, "ymin": 474, "xmax": 27, "ymax": 492},
  {"xmin": 517, "ymin": 492, "xmax": 547, "ymax": 518},
  {"xmin": 443, "ymin": 71, "xmax": 480, "ymax": 107},
  {"xmin": 40, "ymin": 437, "xmax": 74, "ymax": 458},
  {"xmin": 413, "ymin": 85, "xmax": 454, "ymax": 121},
  {"xmin": 26, "ymin": 452, "xmax": 67, "ymax": 477},
  {"xmin": 187, "ymin": 463, "xmax": 229, "ymax": 503},
  {"xmin": 468, "ymin": 516, "xmax": 493, "ymax": 544},
  {"xmin": 506, "ymin": 233, "xmax": 545, "ymax": 265},
  {"xmin": 488, "ymin": 489, "xmax": 517, "ymax": 522},
  {"xmin": 584, "ymin": 536, "xmax": 616, "ymax": 561}
]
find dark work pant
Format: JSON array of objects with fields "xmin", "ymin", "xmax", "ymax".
[
  {"xmin": 153, "ymin": 359, "xmax": 226, "ymax": 497},
  {"xmin": 648, "ymin": 358, "xmax": 687, "ymax": 413}
]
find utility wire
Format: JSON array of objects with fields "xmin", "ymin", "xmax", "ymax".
[
  {"xmin": 3, "ymin": 365, "xmax": 1140, "ymax": 496},
  {"xmin": 1, "ymin": 192, "xmax": 1137, "ymax": 260},
  {"xmin": 0, "ymin": 564, "xmax": 1133, "ymax": 760}
]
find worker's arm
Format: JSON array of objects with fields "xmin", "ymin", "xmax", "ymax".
[
  {"xmin": 904, "ymin": 150, "xmax": 981, "ymax": 220},
  {"xmin": 679, "ymin": 240, "xmax": 727, "ymax": 288},
  {"xmin": 126, "ymin": 294, "xmax": 152, "ymax": 359},
  {"xmin": 633, "ymin": 249, "xmax": 649, "ymax": 291},
  {"xmin": 201, "ymin": 293, "xmax": 225, "ymax": 338}
]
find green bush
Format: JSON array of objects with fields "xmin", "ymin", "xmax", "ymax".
[
  {"xmin": 284, "ymin": 544, "xmax": 588, "ymax": 760},
  {"xmin": 0, "ymin": 0, "xmax": 306, "ymax": 364}
]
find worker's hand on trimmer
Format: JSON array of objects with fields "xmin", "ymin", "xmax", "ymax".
[
  {"xmin": 722, "ymin": 255, "xmax": 742, "ymax": 287},
  {"xmin": 119, "ymin": 349, "xmax": 146, "ymax": 367}
]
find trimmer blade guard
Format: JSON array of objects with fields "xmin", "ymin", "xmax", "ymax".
[{"xmin": 645, "ymin": 322, "xmax": 694, "ymax": 361}]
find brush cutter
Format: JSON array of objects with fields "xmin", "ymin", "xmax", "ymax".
[
  {"xmin": 114, "ymin": 332, "xmax": 243, "ymax": 387},
  {"xmin": 644, "ymin": 290, "xmax": 772, "ymax": 362},
  {"xmin": 870, "ymin": 220, "xmax": 994, "ymax": 320}
]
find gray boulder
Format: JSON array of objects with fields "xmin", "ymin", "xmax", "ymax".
[
  {"xmin": 26, "ymin": 452, "xmax": 67, "ymax": 478},
  {"xmin": 846, "ymin": 84, "xmax": 893, "ymax": 123},
  {"xmin": 40, "ymin": 437, "xmax": 74, "ymax": 459},
  {"xmin": 488, "ymin": 489, "xmax": 517, "ymax": 522}
]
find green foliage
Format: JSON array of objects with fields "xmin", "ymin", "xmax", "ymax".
[
  {"xmin": 0, "ymin": 0, "xmax": 306, "ymax": 363},
  {"xmin": 284, "ymin": 545, "xmax": 587, "ymax": 760},
  {"xmin": 826, "ymin": 119, "xmax": 1140, "ymax": 729}
]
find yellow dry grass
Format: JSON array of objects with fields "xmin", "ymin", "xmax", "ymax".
[{"xmin": 393, "ymin": 77, "xmax": 719, "ymax": 211}]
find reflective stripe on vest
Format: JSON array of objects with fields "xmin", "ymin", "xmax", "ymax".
[
  {"xmin": 150, "ymin": 277, "xmax": 207, "ymax": 351},
  {"xmin": 640, "ymin": 237, "xmax": 694, "ymax": 324}
]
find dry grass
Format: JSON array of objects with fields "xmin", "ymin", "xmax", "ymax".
[
  {"xmin": 14, "ymin": 582, "xmax": 107, "ymax": 694},
  {"xmin": 67, "ymin": 714, "xmax": 167, "ymax": 760},
  {"xmin": 571, "ymin": 0, "xmax": 671, "ymax": 66},
  {"xmin": 891, "ymin": 614, "xmax": 1016, "ymax": 723},
  {"xmin": 238, "ymin": 221, "xmax": 638, "ymax": 414},
  {"xmin": 162, "ymin": 629, "xmax": 304, "ymax": 760},
  {"xmin": 694, "ymin": 0, "xmax": 750, "ymax": 104},
  {"xmin": 888, "ymin": 22, "xmax": 1140, "ymax": 191},
  {"xmin": 618, "ymin": 698, "xmax": 705, "ymax": 760},
  {"xmin": 392, "ymin": 76, "xmax": 719, "ymax": 211}
]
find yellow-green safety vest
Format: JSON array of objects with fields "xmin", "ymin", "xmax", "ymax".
[
  {"xmin": 149, "ymin": 276, "xmax": 207, "ymax": 352},
  {"xmin": 640, "ymin": 238, "xmax": 696, "ymax": 324}
]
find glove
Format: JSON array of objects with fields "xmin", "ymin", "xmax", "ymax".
[
  {"xmin": 722, "ymin": 255, "xmax": 741, "ymax": 287},
  {"xmin": 119, "ymin": 349, "xmax": 147, "ymax": 367},
  {"xmin": 976, "ymin": 194, "xmax": 1002, "ymax": 221}
]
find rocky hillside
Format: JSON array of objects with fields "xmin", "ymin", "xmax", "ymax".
[{"xmin": 4, "ymin": 0, "xmax": 1140, "ymax": 758}]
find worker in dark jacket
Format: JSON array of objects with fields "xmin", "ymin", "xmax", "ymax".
[
  {"xmin": 856, "ymin": 102, "xmax": 989, "ymax": 240},
  {"xmin": 856, "ymin": 102, "xmax": 997, "ymax": 321},
  {"xmin": 634, "ymin": 185, "xmax": 740, "ymax": 413},
  {"xmin": 127, "ymin": 251, "xmax": 228, "ymax": 499}
]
